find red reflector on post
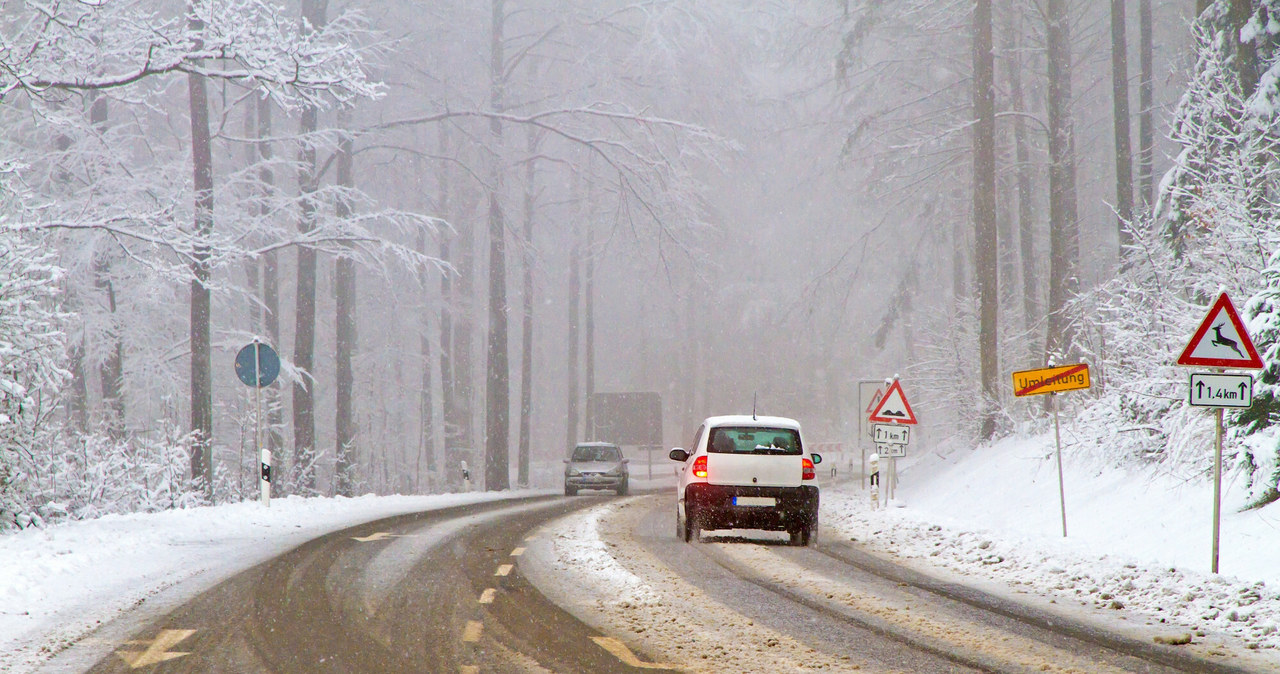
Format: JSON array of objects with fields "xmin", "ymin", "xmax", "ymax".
[
  {"xmin": 693, "ymin": 455, "xmax": 708, "ymax": 478},
  {"xmin": 802, "ymin": 458, "xmax": 815, "ymax": 480}
]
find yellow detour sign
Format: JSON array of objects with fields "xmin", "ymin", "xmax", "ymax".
[{"xmin": 1012, "ymin": 363, "xmax": 1090, "ymax": 397}]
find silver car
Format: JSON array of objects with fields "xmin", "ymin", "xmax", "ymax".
[{"xmin": 563, "ymin": 442, "xmax": 629, "ymax": 496}]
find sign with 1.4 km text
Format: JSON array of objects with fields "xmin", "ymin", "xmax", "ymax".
[
  {"xmin": 1189, "ymin": 373, "xmax": 1254, "ymax": 408},
  {"xmin": 1011, "ymin": 363, "xmax": 1090, "ymax": 397}
]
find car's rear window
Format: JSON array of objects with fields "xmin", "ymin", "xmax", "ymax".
[
  {"xmin": 572, "ymin": 445, "xmax": 620, "ymax": 461},
  {"xmin": 707, "ymin": 427, "xmax": 801, "ymax": 455}
]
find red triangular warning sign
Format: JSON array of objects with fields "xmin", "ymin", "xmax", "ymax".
[
  {"xmin": 868, "ymin": 379, "xmax": 917, "ymax": 424},
  {"xmin": 863, "ymin": 388, "xmax": 883, "ymax": 415},
  {"xmin": 1176, "ymin": 292, "xmax": 1263, "ymax": 369}
]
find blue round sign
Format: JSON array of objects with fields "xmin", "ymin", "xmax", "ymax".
[{"xmin": 235, "ymin": 342, "xmax": 280, "ymax": 387}]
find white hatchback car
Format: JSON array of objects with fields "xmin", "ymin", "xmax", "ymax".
[{"xmin": 669, "ymin": 415, "xmax": 821, "ymax": 545}]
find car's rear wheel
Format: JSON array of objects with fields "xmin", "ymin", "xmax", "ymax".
[{"xmin": 682, "ymin": 509, "xmax": 700, "ymax": 543}]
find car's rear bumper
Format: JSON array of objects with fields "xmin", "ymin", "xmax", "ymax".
[{"xmin": 684, "ymin": 483, "xmax": 818, "ymax": 531}]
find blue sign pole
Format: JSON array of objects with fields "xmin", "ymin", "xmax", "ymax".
[{"xmin": 235, "ymin": 341, "xmax": 279, "ymax": 506}]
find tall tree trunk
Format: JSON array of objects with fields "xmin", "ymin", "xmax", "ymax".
[
  {"xmin": 1137, "ymin": 0, "xmax": 1155, "ymax": 208},
  {"xmin": 334, "ymin": 112, "xmax": 357, "ymax": 497},
  {"xmin": 1001, "ymin": 4, "xmax": 1039, "ymax": 362},
  {"xmin": 1110, "ymin": 0, "xmax": 1135, "ymax": 259},
  {"xmin": 187, "ymin": 68, "xmax": 214, "ymax": 500},
  {"xmin": 484, "ymin": 0, "xmax": 511, "ymax": 491},
  {"xmin": 566, "ymin": 206, "xmax": 582, "ymax": 455},
  {"xmin": 89, "ymin": 93, "xmax": 126, "ymax": 438},
  {"xmin": 584, "ymin": 210, "xmax": 595, "ymax": 441},
  {"xmin": 517, "ymin": 129, "xmax": 538, "ymax": 488},
  {"xmin": 437, "ymin": 124, "xmax": 456, "ymax": 487},
  {"xmin": 973, "ymin": 0, "xmax": 999, "ymax": 440},
  {"xmin": 952, "ymin": 217, "xmax": 967, "ymax": 304},
  {"xmin": 243, "ymin": 106, "xmax": 262, "ymax": 336},
  {"xmin": 1231, "ymin": 0, "xmax": 1258, "ymax": 97},
  {"xmin": 258, "ymin": 96, "xmax": 284, "ymax": 460},
  {"xmin": 1045, "ymin": 0, "xmax": 1080, "ymax": 362},
  {"xmin": 416, "ymin": 221, "xmax": 435, "ymax": 492},
  {"xmin": 292, "ymin": 0, "xmax": 328, "ymax": 493}
]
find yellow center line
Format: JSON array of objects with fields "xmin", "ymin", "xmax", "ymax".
[
  {"xmin": 524, "ymin": 534, "xmax": 537, "ymax": 541},
  {"xmin": 462, "ymin": 621, "xmax": 484, "ymax": 643},
  {"xmin": 510, "ymin": 547, "xmax": 526, "ymax": 556},
  {"xmin": 478, "ymin": 588, "xmax": 496, "ymax": 604},
  {"xmin": 591, "ymin": 636, "xmax": 681, "ymax": 670},
  {"xmin": 495, "ymin": 564, "xmax": 513, "ymax": 576}
]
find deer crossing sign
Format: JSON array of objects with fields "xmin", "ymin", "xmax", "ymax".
[{"xmin": 1176, "ymin": 292, "xmax": 1263, "ymax": 369}]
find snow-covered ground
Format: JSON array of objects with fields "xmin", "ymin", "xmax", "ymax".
[
  {"xmin": 4, "ymin": 435, "xmax": 1280, "ymax": 671},
  {"xmin": 833, "ymin": 432, "xmax": 1280, "ymax": 658}
]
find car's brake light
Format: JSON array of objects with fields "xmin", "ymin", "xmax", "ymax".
[
  {"xmin": 802, "ymin": 457, "xmax": 815, "ymax": 480},
  {"xmin": 693, "ymin": 455, "xmax": 708, "ymax": 478}
]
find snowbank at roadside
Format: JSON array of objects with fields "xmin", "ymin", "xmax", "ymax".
[{"xmin": 822, "ymin": 433, "xmax": 1280, "ymax": 657}]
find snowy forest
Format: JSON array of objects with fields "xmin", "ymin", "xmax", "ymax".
[{"xmin": 4, "ymin": 0, "xmax": 1280, "ymax": 529}]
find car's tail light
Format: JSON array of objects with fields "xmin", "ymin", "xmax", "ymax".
[
  {"xmin": 802, "ymin": 458, "xmax": 815, "ymax": 480},
  {"xmin": 693, "ymin": 455, "xmax": 708, "ymax": 478}
]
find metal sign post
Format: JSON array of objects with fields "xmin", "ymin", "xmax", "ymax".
[
  {"xmin": 1175, "ymin": 292, "xmax": 1262, "ymax": 574},
  {"xmin": 1052, "ymin": 393, "xmax": 1067, "ymax": 538},
  {"xmin": 235, "ymin": 340, "xmax": 280, "ymax": 507},
  {"xmin": 1012, "ymin": 362, "xmax": 1090, "ymax": 538},
  {"xmin": 1187, "ymin": 370, "xmax": 1253, "ymax": 574}
]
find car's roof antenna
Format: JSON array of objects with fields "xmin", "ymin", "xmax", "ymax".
[{"xmin": 753, "ymin": 392, "xmax": 757, "ymax": 420}]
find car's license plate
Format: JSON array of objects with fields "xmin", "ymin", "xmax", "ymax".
[{"xmin": 733, "ymin": 496, "xmax": 775, "ymax": 507}]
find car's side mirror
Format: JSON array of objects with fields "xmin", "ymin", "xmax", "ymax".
[
  {"xmin": 562, "ymin": 458, "xmax": 570, "ymax": 464},
  {"xmin": 669, "ymin": 448, "xmax": 689, "ymax": 462},
  {"xmin": 811, "ymin": 453, "xmax": 823, "ymax": 465},
  {"xmin": 621, "ymin": 458, "xmax": 630, "ymax": 464}
]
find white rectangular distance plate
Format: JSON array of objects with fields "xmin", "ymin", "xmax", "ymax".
[{"xmin": 1189, "ymin": 372, "xmax": 1253, "ymax": 408}]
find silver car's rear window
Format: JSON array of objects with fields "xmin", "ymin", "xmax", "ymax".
[
  {"xmin": 572, "ymin": 445, "xmax": 620, "ymax": 462},
  {"xmin": 707, "ymin": 427, "xmax": 801, "ymax": 455}
]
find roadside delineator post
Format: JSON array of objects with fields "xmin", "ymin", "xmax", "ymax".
[
  {"xmin": 260, "ymin": 449, "xmax": 271, "ymax": 507},
  {"xmin": 868, "ymin": 452, "xmax": 880, "ymax": 510},
  {"xmin": 1011, "ymin": 362, "xmax": 1091, "ymax": 537}
]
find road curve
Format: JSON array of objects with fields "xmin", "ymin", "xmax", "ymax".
[{"xmin": 82, "ymin": 493, "xmax": 678, "ymax": 674}]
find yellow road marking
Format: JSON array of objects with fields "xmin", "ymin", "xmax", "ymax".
[
  {"xmin": 524, "ymin": 534, "xmax": 537, "ymax": 541},
  {"xmin": 462, "ymin": 621, "xmax": 484, "ymax": 642},
  {"xmin": 495, "ymin": 564, "xmax": 513, "ymax": 576},
  {"xmin": 510, "ymin": 547, "xmax": 526, "ymax": 556},
  {"xmin": 590, "ymin": 636, "xmax": 679, "ymax": 670},
  {"xmin": 479, "ymin": 588, "xmax": 496, "ymax": 604},
  {"xmin": 350, "ymin": 531, "xmax": 418, "ymax": 542},
  {"xmin": 461, "ymin": 667, "xmax": 479, "ymax": 674},
  {"xmin": 116, "ymin": 629, "xmax": 196, "ymax": 669}
]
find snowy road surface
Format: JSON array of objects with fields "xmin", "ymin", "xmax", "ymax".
[
  {"xmin": 522, "ymin": 492, "xmax": 1270, "ymax": 672},
  {"xmin": 2, "ymin": 460, "xmax": 1280, "ymax": 672}
]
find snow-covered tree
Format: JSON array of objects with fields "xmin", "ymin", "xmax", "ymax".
[{"xmin": 0, "ymin": 228, "xmax": 70, "ymax": 529}]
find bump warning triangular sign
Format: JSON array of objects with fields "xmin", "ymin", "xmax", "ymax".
[
  {"xmin": 868, "ymin": 379, "xmax": 917, "ymax": 424},
  {"xmin": 1176, "ymin": 292, "xmax": 1263, "ymax": 369}
]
